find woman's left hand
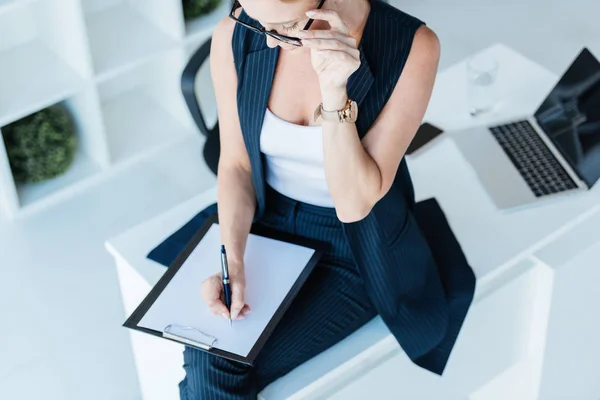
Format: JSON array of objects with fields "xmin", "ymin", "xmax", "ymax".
[{"xmin": 298, "ymin": 9, "xmax": 361, "ymax": 94}]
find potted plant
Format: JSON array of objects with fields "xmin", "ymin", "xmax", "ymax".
[
  {"xmin": 182, "ymin": 0, "xmax": 223, "ymax": 21},
  {"xmin": 2, "ymin": 105, "xmax": 78, "ymax": 184}
]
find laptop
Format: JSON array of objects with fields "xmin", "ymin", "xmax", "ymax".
[{"xmin": 452, "ymin": 48, "xmax": 600, "ymax": 211}]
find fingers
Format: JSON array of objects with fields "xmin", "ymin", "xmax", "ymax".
[
  {"xmin": 230, "ymin": 280, "xmax": 245, "ymax": 320},
  {"xmin": 236, "ymin": 304, "xmax": 252, "ymax": 320},
  {"xmin": 200, "ymin": 274, "xmax": 222, "ymax": 304},
  {"xmin": 201, "ymin": 273, "xmax": 250, "ymax": 321},
  {"xmin": 306, "ymin": 9, "xmax": 349, "ymax": 34},
  {"xmin": 298, "ymin": 29, "xmax": 358, "ymax": 57},
  {"xmin": 301, "ymin": 39, "xmax": 359, "ymax": 59},
  {"xmin": 209, "ymin": 298, "xmax": 231, "ymax": 319},
  {"xmin": 201, "ymin": 275, "xmax": 230, "ymax": 318},
  {"xmin": 314, "ymin": 50, "xmax": 360, "ymax": 63},
  {"xmin": 298, "ymin": 30, "xmax": 357, "ymax": 47},
  {"xmin": 299, "ymin": 29, "xmax": 359, "ymax": 61},
  {"xmin": 302, "ymin": 39, "xmax": 360, "ymax": 61},
  {"xmin": 240, "ymin": 304, "xmax": 252, "ymax": 316}
]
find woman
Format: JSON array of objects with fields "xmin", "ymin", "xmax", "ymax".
[{"xmin": 158, "ymin": 0, "xmax": 476, "ymax": 397}]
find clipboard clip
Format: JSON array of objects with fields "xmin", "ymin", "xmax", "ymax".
[{"xmin": 163, "ymin": 324, "xmax": 217, "ymax": 350}]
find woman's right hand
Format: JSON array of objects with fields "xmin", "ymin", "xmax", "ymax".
[{"xmin": 201, "ymin": 264, "xmax": 251, "ymax": 321}]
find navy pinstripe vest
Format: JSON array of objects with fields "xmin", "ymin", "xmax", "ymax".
[{"xmin": 232, "ymin": 0, "xmax": 476, "ymax": 375}]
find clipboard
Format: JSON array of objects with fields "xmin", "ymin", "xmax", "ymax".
[{"xmin": 123, "ymin": 213, "xmax": 327, "ymax": 365}]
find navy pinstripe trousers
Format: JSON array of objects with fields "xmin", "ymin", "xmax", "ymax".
[{"xmin": 179, "ymin": 186, "xmax": 377, "ymax": 399}]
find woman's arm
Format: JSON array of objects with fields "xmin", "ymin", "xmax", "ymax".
[
  {"xmin": 301, "ymin": 12, "xmax": 440, "ymax": 223},
  {"xmin": 205, "ymin": 16, "xmax": 255, "ymax": 319},
  {"xmin": 324, "ymin": 26, "xmax": 439, "ymax": 222},
  {"xmin": 211, "ymin": 16, "xmax": 255, "ymax": 268}
]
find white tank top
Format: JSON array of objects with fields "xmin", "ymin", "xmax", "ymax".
[{"xmin": 260, "ymin": 108, "xmax": 335, "ymax": 208}]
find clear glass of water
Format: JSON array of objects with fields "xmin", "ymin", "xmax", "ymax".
[{"xmin": 466, "ymin": 53, "xmax": 500, "ymax": 117}]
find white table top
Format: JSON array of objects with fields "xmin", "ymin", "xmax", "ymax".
[
  {"xmin": 105, "ymin": 42, "xmax": 600, "ymax": 397},
  {"xmin": 425, "ymin": 43, "xmax": 557, "ymax": 130},
  {"xmin": 411, "ymin": 42, "xmax": 600, "ymax": 285}
]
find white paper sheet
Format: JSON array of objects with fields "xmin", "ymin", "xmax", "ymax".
[{"xmin": 138, "ymin": 224, "xmax": 316, "ymax": 357}]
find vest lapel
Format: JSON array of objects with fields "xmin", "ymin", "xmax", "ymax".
[
  {"xmin": 348, "ymin": 1, "xmax": 377, "ymax": 136},
  {"xmin": 237, "ymin": 46, "xmax": 280, "ymax": 219},
  {"xmin": 236, "ymin": 14, "xmax": 375, "ymax": 219},
  {"xmin": 347, "ymin": 48, "xmax": 374, "ymax": 110}
]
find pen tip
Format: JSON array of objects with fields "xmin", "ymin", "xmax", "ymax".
[{"xmin": 229, "ymin": 318, "xmax": 232, "ymax": 327}]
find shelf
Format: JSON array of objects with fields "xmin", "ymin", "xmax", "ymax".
[
  {"xmin": 102, "ymin": 90, "xmax": 195, "ymax": 167},
  {"xmin": 0, "ymin": 0, "xmax": 224, "ymax": 221},
  {"xmin": 0, "ymin": 129, "xmax": 19, "ymax": 220},
  {"xmin": 0, "ymin": 22, "xmax": 86, "ymax": 126},
  {"xmin": 0, "ymin": 84, "xmax": 108, "ymax": 217},
  {"xmin": 15, "ymin": 145, "xmax": 102, "ymax": 211},
  {"xmin": 96, "ymin": 45, "xmax": 196, "ymax": 168},
  {"xmin": 85, "ymin": 2, "xmax": 178, "ymax": 82},
  {"xmin": 0, "ymin": 0, "xmax": 92, "ymax": 126},
  {"xmin": 184, "ymin": 0, "xmax": 231, "ymax": 46}
]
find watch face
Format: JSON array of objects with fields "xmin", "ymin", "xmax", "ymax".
[{"xmin": 349, "ymin": 101, "xmax": 358, "ymax": 122}]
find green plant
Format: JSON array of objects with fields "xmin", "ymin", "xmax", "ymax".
[
  {"xmin": 182, "ymin": 0, "xmax": 222, "ymax": 21},
  {"xmin": 2, "ymin": 105, "xmax": 78, "ymax": 184}
]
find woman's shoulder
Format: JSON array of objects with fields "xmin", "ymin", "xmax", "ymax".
[
  {"xmin": 213, "ymin": 10, "xmax": 262, "ymax": 76},
  {"xmin": 213, "ymin": 14, "xmax": 237, "ymax": 53}
]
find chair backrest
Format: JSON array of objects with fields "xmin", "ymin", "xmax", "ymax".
[
  {"xmin": 181, "ymin": 36, "xmax": 219, "ymax": 139},
  {"xmin": 181, "ymin": 36, "xmax": 220, "ymax": 175}
]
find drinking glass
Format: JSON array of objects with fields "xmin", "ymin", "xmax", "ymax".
[{"xmin": 466, "ymin": 53, "xmax": 500, "ymax": 117}]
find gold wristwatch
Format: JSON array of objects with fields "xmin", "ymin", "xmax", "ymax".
[{"xmin": 314, "ymin": 99, "xmax": 358, "ymax": 123}]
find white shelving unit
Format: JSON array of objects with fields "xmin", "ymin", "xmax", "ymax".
[
  {"xmin": 0, "ymin": 0, "xmax": 90, "ymax": 127},
  {"xmin": 82, "ymin": 0, "xmax": 181, "ymax": 83},
  {"xmin": 0, "ymin": 0, "xmax": 231, "ymax": 221},
  {"xmin": 99, "ymin": 46, "xmax": 197, "ymax": 167},
  {"xmin": 15, "ymin": 85, "xmax": 108, "ymax": 210}
]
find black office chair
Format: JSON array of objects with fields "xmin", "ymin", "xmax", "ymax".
[{"xmin": 181, "ymin": 36, "xmax": 221, "ymax": 176}]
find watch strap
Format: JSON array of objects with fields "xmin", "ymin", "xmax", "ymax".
[{"xmin": 314, "ymin": 99, "xmax": 358, "ymax": 123}]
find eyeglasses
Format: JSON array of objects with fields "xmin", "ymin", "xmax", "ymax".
[{"xmin": 229, "ymin": 0, "xmax": 326, "ymax": 47}]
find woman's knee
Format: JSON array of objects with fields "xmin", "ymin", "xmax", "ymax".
[{"xmin": 179, "ymin": 347, "xmax": 254, "ymax": 399}]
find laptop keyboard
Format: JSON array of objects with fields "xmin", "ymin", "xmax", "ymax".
[{"xmin": 490, "ymin": 120, "xmax": 578, "ymax": 197}]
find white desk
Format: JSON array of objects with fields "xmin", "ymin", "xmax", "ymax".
[{"xmin": 106, "ymin": 43, "xmax": 600, "ymax": 399}]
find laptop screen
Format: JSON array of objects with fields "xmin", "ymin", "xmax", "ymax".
[{"xmin": 534, "ymin": 48, "xmax": 600, "ymax": 188}]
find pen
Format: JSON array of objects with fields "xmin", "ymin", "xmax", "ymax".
[{"xmin": 220, "ymin": 245, "xmax": 232, "ymax": 327}]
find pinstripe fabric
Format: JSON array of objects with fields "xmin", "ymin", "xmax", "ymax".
[
  {"xmin": 172, "ymin": 1, "xmax": 476, "ymax": 397},
  {"xmin": 179, "ymin": 186, "xmax": 376, "ymax": 399},
  {"xmin": 232, "ymin": 0, "xmax": 475, "ymax": 376}
]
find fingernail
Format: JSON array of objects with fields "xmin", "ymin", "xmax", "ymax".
[
  {"xmin": 222, "ymin": 312, "xmax": 229, "ymax": 319},
  {"xmin": 306, "ymin": 10, "xmax": 316, "ymax": 17},
  {"xmin": 297, "ymin": 31, "xmax": 307, "ymax": 38},
  {"xmin": 231, "ymin": 310, "xmax": 239, "ymax": 320}
]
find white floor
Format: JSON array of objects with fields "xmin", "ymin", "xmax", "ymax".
[{"xmin": 1, "ymin": 1, "xmax": 599, "ymax": 399}]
